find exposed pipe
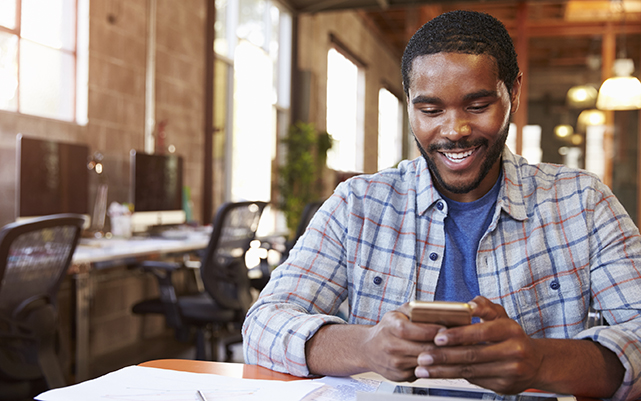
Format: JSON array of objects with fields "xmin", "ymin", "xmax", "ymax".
[{"xmin": 144, "ymin": 0, "xmax": 157, "ymax": 154}]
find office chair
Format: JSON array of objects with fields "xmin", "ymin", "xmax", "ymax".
[
  {"xmin": 0, "ymin": 214, "xmax": 85, "ymax": 400},
  {"xmin": 250, "ymin": 200, "xmax": 325, "ymax": 292},
  {"xmin": 132, "ymin": 201, "xmax": 267, "ymax": 362}
]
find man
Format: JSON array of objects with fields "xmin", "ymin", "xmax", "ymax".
[{"xmin": 243, "ymin": 10, "xmax": 641, "ymax": 400}]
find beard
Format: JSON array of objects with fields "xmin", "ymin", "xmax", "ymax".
[{"xmin": 414, "ymin": 123, "xmax": 509, "ymax": 195}]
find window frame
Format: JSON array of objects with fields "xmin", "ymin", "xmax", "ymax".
[{"xmin": 0, "ymin": 0, "xmax": 80, "ymax": 122}]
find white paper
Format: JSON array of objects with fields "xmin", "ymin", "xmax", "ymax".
[
  {"xmin": 302, "ymin": 376, "xmax": 381, "ymax": 401},
  {"xmin": 35, "ymin": 366, "xmax": 324, "ymax": 401}
]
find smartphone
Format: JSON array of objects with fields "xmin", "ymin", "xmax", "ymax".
[{"xmin": 408, "ymin": 300, "xmax": 472, "ymax": 327}]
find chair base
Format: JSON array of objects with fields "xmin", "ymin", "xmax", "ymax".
[{"xmin": 195, "ymin": 323, "xmax": 241, "ymax": 362}]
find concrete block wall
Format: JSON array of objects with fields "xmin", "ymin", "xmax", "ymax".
[
  {"xmin": 297, "ymin": 11, "xmax": 405, "ymax": 175},
  {"xmin": 0, "ymin": 1, "xmax": 406, "ymax": 372},
  {"xmin": 0, "ymin": 0, "xmax": 207, "ymax": 370},
  {"xmin": 0, "ymin": 0, "xmax": 207, "ymax": 228}
]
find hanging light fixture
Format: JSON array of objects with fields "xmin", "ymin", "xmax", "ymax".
[
  {"xmin": 596, "ymin": 0, "xmax": 641, "ymax": 111},
  {"xmin": 577, "ymin": 109, "xmax": 606, "ymax": 132},
  {"xmin": 596, "ymin": 58, "xmax": 641, "ymax": 110},
  {"xmin": 554, "ymin": 124, "xmax": 574, "ymax": 139},
  {"xmin": 567, "ymin": 85, "xmax": 598, "ymax": 108}
]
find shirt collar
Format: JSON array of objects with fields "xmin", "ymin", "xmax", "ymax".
[
  {"xmin": 415, "ymin": 147, "xmax": 528, "ymax": 221},
  {"xmin": 499, "ymin": 147, "xmax": 528, "ymax": 221}
]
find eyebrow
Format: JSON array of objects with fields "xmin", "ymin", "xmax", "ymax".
[{"xmin": 411, "ymin": 89, "xmax": 499, "ymax": 105}]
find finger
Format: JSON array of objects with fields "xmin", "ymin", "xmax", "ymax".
[
  {"xmin": 432, "ymin": 318, "xmax": 523, "ymax": 347},
  {"xmin": 397, "ymin": 302, "xmax": 412, "ymax": 317},
  {"xmin": 419, "ymin": 341, "xmax": 509, "ymax": 366},
  {"xmin": 386, "ymin": 311, "xmax": 444, "ymax": 342},
  {"xmin": 469, "ymin": 296, "xmax": 509, "ymax": 321},
  {"xmin": 382, "ymin": 336, "xmax": 441, "ymax": 364},
  {"xmin": 415, "ymin": 360, "xmax": 530, "ymax": 394},
  {"xmin": 372, "ymin": 341, "xmax": 434, "ymax": 380}
]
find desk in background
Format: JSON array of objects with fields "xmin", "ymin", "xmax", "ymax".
[{"xmin": 70, "ymin": 230, "xmax": 210, "ymax": 382}]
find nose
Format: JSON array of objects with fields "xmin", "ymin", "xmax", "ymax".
[{"xmin": 443, "ymin": 114, "xmax": 472, "ymax": 141}]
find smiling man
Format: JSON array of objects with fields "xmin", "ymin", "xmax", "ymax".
[{"xmin": 243, "ymin": 10, "xmax": 641, "ymax": 400}]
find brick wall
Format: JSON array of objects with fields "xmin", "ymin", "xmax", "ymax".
[{"xmin": 0, "ymin": 0, "xmax": 206, "ymax": 228}]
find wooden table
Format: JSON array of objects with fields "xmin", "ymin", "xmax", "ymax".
[
  {"xmin": 139, "ymin": 359, "xmax": 595, "ymax": 401},
  {"xmin": 139, "ymin": 359, "xmax": 303, "ymax": 381}
]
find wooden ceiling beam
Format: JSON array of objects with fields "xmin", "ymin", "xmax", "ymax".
[{"xmin": 513, "ymin": 22, "xmax": 641, "ymax": 38}]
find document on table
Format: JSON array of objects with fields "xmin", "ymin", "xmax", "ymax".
[
  {"xmin": 35, "ymin": 366, "xmax": 324, "ymax": 401},
  {"xmin": 303, "ymin": 376, "xmax": 381, "ymax": 401}
]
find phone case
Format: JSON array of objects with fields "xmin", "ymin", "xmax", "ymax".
[{"xmin": 408, "ymin": 300, "xmax": 472, "ymax": 327}]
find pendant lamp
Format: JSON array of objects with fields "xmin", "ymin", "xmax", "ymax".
[{"xmin": 596, "ymin": 58, "xmax": 641, "ymax": 110}]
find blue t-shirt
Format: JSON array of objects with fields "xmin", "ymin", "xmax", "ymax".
[{"xmin": 434, "ymin": 173, "xmax": 502, "ymax": 303}]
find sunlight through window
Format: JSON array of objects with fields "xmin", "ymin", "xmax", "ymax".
[
  {"xmin": 0, "ymin": 0, "xmax": 83, "ymax": 122},
  {"xmin": 378, "ymin": 88, "xmax": 403, "ymax": 170},
  {"xmin": 326, "ymin": 48, "xmax": 363, "ymax": 172}
]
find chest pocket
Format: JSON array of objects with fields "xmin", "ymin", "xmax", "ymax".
[
  {"xmin": 515, "ymin": 271, "xmax": 590, "ymax": 338},
  {"xmin": 348, "ymin": 264, "xmax": 415, "ymax": 325}
]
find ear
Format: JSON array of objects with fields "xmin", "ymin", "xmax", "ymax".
[{"xmin": 509, "ymin": 72, "xmax": 523, "ymax": 114}]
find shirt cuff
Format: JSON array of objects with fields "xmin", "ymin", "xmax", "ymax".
[
  {"xmin": 280, "ymin": 314, "xmax": 348, "ymax": 377},
  {"xmin": 574, "ymin": 325, "xmax": 641, "ymax": 401}
]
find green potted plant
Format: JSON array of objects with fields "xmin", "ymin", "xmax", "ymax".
[{"xmin": 279, "ymin": 121, "xmax": 332, "ymax": 239}]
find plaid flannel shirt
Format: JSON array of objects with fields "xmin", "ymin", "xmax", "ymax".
[{"xmin": 243, "ymin": 148, "xmax": 641, "ymax": 400}]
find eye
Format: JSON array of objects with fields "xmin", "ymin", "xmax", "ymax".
[
  {"xmin": 419, "ymin": 107, "xmax": 443, "ymax": 116},
  {"xmin": 468, "ymin": 103, "xmax": 489, "ymax": 113}
]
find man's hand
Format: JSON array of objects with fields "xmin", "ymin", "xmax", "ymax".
[
  {"xmin": 414, "ymin": 296, "xmax": 543, "ymax": 394},
  {"xmin": 414, "ymin": 296, "xmax": 624, "ymax": 398},
  {"xmin": 359, "ymin": 303, "xmax": 443, "ymax": 381},
  {"xmin": 306, "ymin": 303, "xmax": 442, "ymax": 381}
]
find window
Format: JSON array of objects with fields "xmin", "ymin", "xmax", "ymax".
[
  {"xmin": 522, "ymin": 125, "xmax": 543, "ymax": 164},
  {"xmin": 326, "ymin": 47, "xmax": 365, "ymax": 173},
  {"xmin": 377, "ymin": 88, "xmax": 403, "ymax": 170},
  {"xmin": 0, "ymin": 0, "xmax": 87, "ymax": 123},
  {"xmin": 214, "ymin": 0, "xmax": 292, "ymax": 235}
]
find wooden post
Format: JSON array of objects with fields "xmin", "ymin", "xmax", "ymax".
[
  {"xmin": 203, "ymin": 0, "xmax": 215, "ymax": 224},
  {"xmin": 513, "ymin": 1, "xmax": 529, "ymax": 156},
  {"xmin": 602, "ymin": 23, "xmax": 616, "ymax": 188}
]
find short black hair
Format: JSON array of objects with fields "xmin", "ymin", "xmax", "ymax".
[{"xmin": 401, "ymin": 10, "xmax": 519, "ymax": 97}]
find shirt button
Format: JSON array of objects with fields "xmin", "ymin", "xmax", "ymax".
[
  {"xmin": 429, "ymin": 252, "xmax": 438, "ymax": 261},
  {"xmin": 373, "ymin": 276, "xmax": 383, "ymax": 285},
  {"xmin": 550, "ymin": 280, "xmax": 560, "ymax": 290},
  {"xmin": 436, "ymin": 201, "xmax": 444, "ymax": 210}
]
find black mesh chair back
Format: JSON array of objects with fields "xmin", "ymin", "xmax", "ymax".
[
  {"xmin": 200, "ymin": 201, "xmax": 267, "ymax": 316},
  {"xmin": 0, "ymin": 213, "xmax": 84, "ymax": 395}
]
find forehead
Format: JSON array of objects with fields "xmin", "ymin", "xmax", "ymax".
[{"xmin": 408, "ymin": 52, "xmax": 502, "ymax": 94}]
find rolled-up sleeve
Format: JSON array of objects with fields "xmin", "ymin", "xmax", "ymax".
[
  {"xmin": 576, "ymin": 179, "xmax": 641, "ymax": 401},
  {"xmin": 242, "ymin": 188, "xmax": 351, "ymax": 376}
]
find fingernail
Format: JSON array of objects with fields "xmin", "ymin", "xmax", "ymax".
[
  {"xmin": 434, "ymin": 333, "xmax": 448, "ymax": 346},
  {"xmin": 415, "ymin": 367, "xmax": 430, "ymax": 378},
  {"xmin": 468, "ymin": 301, "xmax": 478, "ymax": 310},
  {"xmin": 418, "ymin": 354, "xmax": 434, "ymax": 365}
]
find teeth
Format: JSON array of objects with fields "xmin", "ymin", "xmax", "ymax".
[{"xmin": 443, "ymin": 149, "xmax": 474, "ymax": 163}]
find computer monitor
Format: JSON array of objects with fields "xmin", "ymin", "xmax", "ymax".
[
  {"xmin": 129, "ymin": 150, "xmax": 185, "ymax": 233},
  {"xmin": 16, "ymin": 134, "xmax": 90, "ymax": 221}
]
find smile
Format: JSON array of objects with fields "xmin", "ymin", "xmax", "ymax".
[{"xmin": 441, "ymin": 148, "xmax": 476, "ymax": 163}]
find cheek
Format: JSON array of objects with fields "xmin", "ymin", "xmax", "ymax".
[
  {"xmin": 477, "ymin": 111, "xmax": 510, "ymax": 136},
  {"xmin": 409, "ymin": 113, "xmax": 436, "ymax": 138}
]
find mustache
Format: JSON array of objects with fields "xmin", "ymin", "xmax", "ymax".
[{"xmin": 427, "ymin": 138, "xmax": 488, "ymax": 153}]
